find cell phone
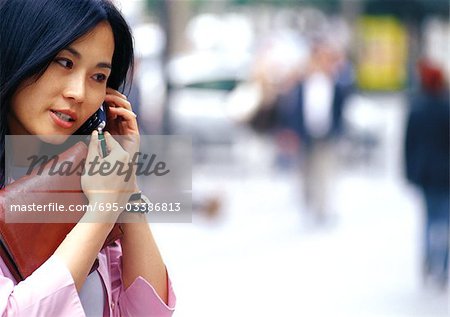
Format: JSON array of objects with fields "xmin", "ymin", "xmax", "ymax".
[{"xmin": 74, "ymin": 103, "xmax": 107, "ymax": 135}]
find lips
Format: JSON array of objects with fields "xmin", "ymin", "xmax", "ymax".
[
  {"xmin": 49, "ymin": 109, "xmax": 77, "ymax": 129},
  {"xmin": 51, "ymin": 109, "xmax": 77, "ymax": 121}
]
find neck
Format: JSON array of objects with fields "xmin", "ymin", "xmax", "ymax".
[{"xmin": 8, "ymin": 135, "xmax": 43, "ymax": 167}]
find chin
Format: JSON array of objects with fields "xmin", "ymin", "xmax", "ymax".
[{"xmin": 37, "ymin": 134, "xmax": 71, "ymax": 145}]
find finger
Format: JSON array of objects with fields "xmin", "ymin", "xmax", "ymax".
[
  {"xmin": 87, "ymin": 130, "xmax": 100, "ymax": 158},
  {"xmin": 104, "ymin": 94, "xmax": 132, "ymax": 111},
  {"xmin": 106, "ymin": 107, "xmax": 117, "ymax": 120},
  {"xmin": 103, "ymin": 132, "xmax": 132, "ymax": 165},
  {"xmin": 107, "ymin": 107, "xmax": 139, "ymax": 132},
  {"xmin": 107, "ymin": 105, "xmax": 137, "ymax": 118},
  {"xmin": 103, "ymin": 131, "xmax": 123, "ymax": 151},
  {"xmin": 106, "ymin": 87, "xmax": 127, "ymax": 100}
]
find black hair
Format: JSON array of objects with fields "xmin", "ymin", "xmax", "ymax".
[{"xmin": 0, "ymin": 0, "xmax": 134, "ymax": 187}]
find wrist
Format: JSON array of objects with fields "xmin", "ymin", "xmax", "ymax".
[
  {"xmin": 88, "ymin": 191, "xmax": 132, "ymax": 205},
  {"xmin": 81, "ymin": 200, "xmax": 123, "ymax": 223}
]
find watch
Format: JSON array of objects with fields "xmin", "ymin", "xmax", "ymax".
[{"xmin": 127, "ymin": 191, "xmax": 151, "ymax": 213}]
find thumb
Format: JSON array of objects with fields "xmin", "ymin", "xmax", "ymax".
[
  {"xmin": 87, "ymin": 129, "xmax": 100, "ymax": 159},
  {"xmin": 103, "ymin": 131, "xmax": 122, "ymax": 152}
]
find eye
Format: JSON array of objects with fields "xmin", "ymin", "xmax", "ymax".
[
  {"xmin": 92, "ymin": 73, "xmax": 108, "ymax": 83},
  {"xmin": 54, "ymin": 57, "xmax": 73, "ymax": 69}
]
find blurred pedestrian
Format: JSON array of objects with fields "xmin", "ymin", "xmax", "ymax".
[
  {"xmin": 404, "ymin": 59, "xmax": 449, "ymax": 290},
  {"xmin": 278, "ymin": 39, "xmax": 352, "ymax": 224}
]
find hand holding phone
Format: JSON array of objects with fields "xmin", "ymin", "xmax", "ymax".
[
  {"xmin": 80, "ymin": 88, "xmax": 140, "ymax": 194},
  {"xmin": 74, "ymin": 88, "xmax": 139, "ymax": 158},
  {"xmin": 74, "ymin": 103, "xmax": 107, "ymax": 135},
  {"xmin": 103, "ymin": 88, "xmax": 140, "ymax": 156}
]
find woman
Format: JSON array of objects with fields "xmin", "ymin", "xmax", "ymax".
[{"xmin": 0, "ymin": 0, "xmax": 176, "ymax": 315}]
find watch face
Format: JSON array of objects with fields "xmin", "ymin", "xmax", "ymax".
[
  {"xmin": 128, "ymin": 192, "xmax": 142, "ymax": 202},
  {"xmin": 127, "ymin": 193, "xmax": 152, "ymax": 213}
]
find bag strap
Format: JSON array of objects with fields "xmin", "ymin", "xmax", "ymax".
[{"xmin": 0, "ymin": 237, "xmax": 22, "ymax": 282}]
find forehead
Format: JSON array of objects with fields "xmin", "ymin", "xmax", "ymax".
[{"xmin": 68, "ymin": 22, "xmax": 114, "ymax": 60}]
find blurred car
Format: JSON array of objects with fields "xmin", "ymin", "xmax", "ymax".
[{"xmin": 167, "ymin": 51, "xmax": 251, "ymax": 148}]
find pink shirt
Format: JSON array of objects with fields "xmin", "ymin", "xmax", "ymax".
[{"xmin": 0, "ymin": 242, "xmax": 176, "ymax": 316}]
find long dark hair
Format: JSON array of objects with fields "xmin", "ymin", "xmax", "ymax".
[{"xmin": 0, "ymin": 0, "xmax": 134, "ymax": 187}]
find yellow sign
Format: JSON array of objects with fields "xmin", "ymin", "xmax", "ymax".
[{"xmin": 356, "ymin": 16, "xmax": 407, "ymax": 91}]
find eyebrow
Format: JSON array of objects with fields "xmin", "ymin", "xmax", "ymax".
[{"xmin": 63, "ymin": 47, "xmax": 112, "ymax": 70}]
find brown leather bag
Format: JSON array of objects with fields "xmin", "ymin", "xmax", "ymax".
[{"xmin": 0, "ymin": 141, "xmax": 123, "ymax": 281}]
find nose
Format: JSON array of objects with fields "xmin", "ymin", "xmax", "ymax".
[{"xmin": 63, "ymin": 74, "xmax": 86, "ymax": 104}]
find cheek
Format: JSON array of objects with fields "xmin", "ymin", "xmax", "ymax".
[
  {"xmin": 12, "ymin": 78, "xmax": 48, "ymax": 111},
  {"xmin": 10, "ymin": 86, "xmax": 35, "ymax": 119},
  {"xmin": 81, "ymin": 94, "xmax": 105, "ymax": 121},
  {"xmin": 8, "ymin": 83, "xmax": 46, "ymax": 135}
]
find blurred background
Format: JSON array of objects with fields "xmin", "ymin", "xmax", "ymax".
[{"xmin": 116, "ymin": 0, "xmax": 449, "ymax": 316}]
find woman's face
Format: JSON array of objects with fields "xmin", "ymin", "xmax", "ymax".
[{"xmin": 8, "ymin": 22, "xmax": 115, "ymax": 142}]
